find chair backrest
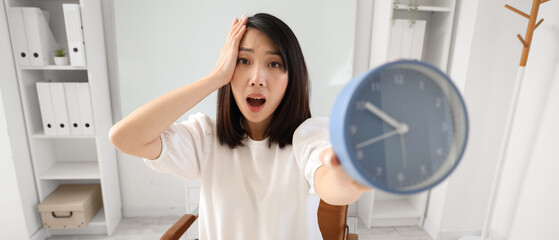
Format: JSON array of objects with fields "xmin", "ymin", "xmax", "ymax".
[
  {"xmin": 162, "ymin": 200, "xmax": 353, "ymax": 240},
  {"xmin": 317, "ymin": 199, "xmax": 349, "ymax": 240}
]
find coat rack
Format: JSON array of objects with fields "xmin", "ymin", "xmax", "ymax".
[
  {"xmin": 506, "ymin": 0, "xmax": 548, "ymax": 67},
  {"xmin": 461, "ymin": 0, "xmax": 551, "ymax": 239}
]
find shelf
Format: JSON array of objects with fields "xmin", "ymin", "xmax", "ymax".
[
  {"xmin": 5, "ymin": 0, "xmax": 121, "ymax": 235},
  {"xmin": 394, "ymin": 4, "xmax": 452, "ymax": 12},
  {"xmin": 40, "ymin": 162, "xmax": 100, "ymax": 180},
  {"xmin": 372, "ymin": 199, "xmax": 422, "ymax": 219},
  {"xmin": 89, "ymin": 207, "xmax": 106, "ymax": 226},
  {"xmin": 368, "ymin": 199, "xmax": 423, "ymax": 227},
  {"xmin": 19, "ymin": 65, "xmax": 87, "ymax": 70},
  {"xmin": 32, "ymin": 130, "xmax": 95, "ymax": 139}
]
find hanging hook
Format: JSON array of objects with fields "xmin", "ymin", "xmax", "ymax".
[
  {"xmin": 505, "ymin": 4, "xmax": 530, "ymax": 18},
  {"xmin": 517, "ymin": 34, "xmax": 528, "ymax": 47},
  {"xmin": 535, "ymin": 18, "xmax": 544, "ymax": 29}
]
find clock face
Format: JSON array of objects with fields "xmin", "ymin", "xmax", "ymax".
[{"xmin": 330, "ymin": 61, "xmax": 468, "ymax": 194}]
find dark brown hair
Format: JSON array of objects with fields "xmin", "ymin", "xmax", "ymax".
[{"xmin": 216, "ymin": 13, "xmax": 311, "ymax": 148}]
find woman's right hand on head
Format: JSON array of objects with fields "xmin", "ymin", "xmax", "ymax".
[{"xmin": 211, "ymin": 15, "xmax": 248, "ymax": 86}]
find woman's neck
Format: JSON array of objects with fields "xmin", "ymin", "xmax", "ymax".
[{"xmin": 243, "ymin": 117, "xmax": 271, "ymax": 141}]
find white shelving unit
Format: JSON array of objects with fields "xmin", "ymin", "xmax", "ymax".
[
  {"xmin": 20, "ymin": 65, "xmax": 88, "ymax": 70},
  {"xmin": 3, "ymin": 0, "xmax": 121, "ymax": 237},
  {"xmin": 359, "ymin": 0, "xmax": 456, "ymax": 228}
]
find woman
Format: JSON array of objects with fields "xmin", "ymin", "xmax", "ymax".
[{"xmin": 109, "ymin": 13, "xmax": 370, "ymax": 240}]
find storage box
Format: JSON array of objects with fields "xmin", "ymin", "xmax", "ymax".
[{"xmin": 38, "ymin": 184, "xmax": 103, "ymax": 229}]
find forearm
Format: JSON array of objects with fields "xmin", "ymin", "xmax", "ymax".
[
  {"xmin": 109, "ymin": 74, "xmax": 224, "ymax": 153},
  {"xmin": 314, "ymin": 166, "xmax": 366, "ymax": 205}
]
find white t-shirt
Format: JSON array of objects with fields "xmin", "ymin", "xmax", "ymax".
[{"xmin": 143, "ymin": 113, "xmax": 331, "ymax": 240}]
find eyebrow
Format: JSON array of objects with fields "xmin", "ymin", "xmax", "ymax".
[{"xmin": 239, "ymin": 47, "xmax": 281, "ymax": 56}]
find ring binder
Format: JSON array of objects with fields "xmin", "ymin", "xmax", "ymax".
[
  {"xmin": 22, "ymin": 7, "xmax": 59, "ymax": 66},
  {"xmin": 63, "ymin": 4, "xmax": 87, "ymax": 66}
]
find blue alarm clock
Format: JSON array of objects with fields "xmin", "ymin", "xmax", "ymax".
[{"xmin": 330, "ymin": 60, "xmax": 468, "ymax": 194}]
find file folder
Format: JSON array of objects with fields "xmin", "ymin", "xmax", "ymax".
[
  {"xmin": 400, "ymin": 21, "xmax": 414, "ymax": 59},
  {"xmin": 49, "ymin": 83, "xmax": 71, "ymax": 135},
  {"xmin": 388, "ymin": 19, "xmax": 427, "ymax": 60},
  {"xmin": 7, "ymin": 8, "xmax": 31, "ymax": 66},
  {"xmin": 410, "ymin": 20, "xmax": 426, "ymax": 60},
  {"xmin": 64, "ymin": 83, "xmax": 82, "ymax": 135},
  {"xmin": 76, "ymin": 83, "xmax": 95, "ymax": 135},
  {"xmin": 36, "ymin": 82, "xmax": 57, "ymax": 136},
  {"xmin": 22, "ymin": 7, "xmax": 59, "ymax": 66},
  {"xmin": 63, "ymin": 4, "xmax": 87, "ymax": 66},
  {"xmin": 388, "ymin": 20, "xmax": 404, "ymax": 60}
]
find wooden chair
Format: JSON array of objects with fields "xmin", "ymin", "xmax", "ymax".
[{"xmin": 161, "ymin": 199, "xmax": 358, "ymax": 240}]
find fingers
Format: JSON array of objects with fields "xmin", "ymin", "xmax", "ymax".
[
  {"xmin": 211, "ymin": 15, "xmax": 248, "ymax": 84},
  {"xmin": 232, "ymin": 24, "xmax": 247, "ymax": 48},
  {"xmin": 319, "ymin": 148, "xmax": 373, "ymax": 192},
  {"xmin": 227, "ymin": 17, "xmax": 240, "ymax": 39},
  {"xmin": 227, "ymin": 15, "xmax": 248, "ymax": 45},
  {"xmin": 233, "ymin": 15, "xmax": 248, "ymax": 34},
  {"xmin": 230, "ymin": 16, "xmax": 239, "ymax": 29}
]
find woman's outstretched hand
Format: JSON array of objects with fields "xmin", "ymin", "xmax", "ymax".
[
  {"xmin": 211, "ymin": 15, "xmax": 248, "ymax": 86},
  {"xmin": 320, "ymin": 148, "xmax": 372, "ymax": 193},
  {"xmin": 315, "ymin": 148, "xmax": 372, "ymax": 205}
]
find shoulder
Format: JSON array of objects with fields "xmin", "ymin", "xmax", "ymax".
[
  {"xmin": 294, "ymin": 117, "xmax": 329, "ymax": 137},
  {"xmin": 174, "ymin": 112, "xmax": 215, "ymax": 135},
  {"xmin": 293, "ymin": 117, "xmax": 329, "ymax": 147}
]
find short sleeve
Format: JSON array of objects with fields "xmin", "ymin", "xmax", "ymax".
[
  {"xmin": 293, "ymin": 117, "xmax": 331, "ymax": 194},
  {"xmin": 143, "ymin": 112, "xmax": 214, "ymax": 180}
]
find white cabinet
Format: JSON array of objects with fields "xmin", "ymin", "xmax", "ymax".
[
  {"xmin": 3, "ymin": 0, "xmax": 121, "ymax": 236},
  {"xmin": 359, "ymin": 0, "xmax": 456, "ymax": 228}
]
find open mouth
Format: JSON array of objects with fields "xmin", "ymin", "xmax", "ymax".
[{"xmin": 246, "ymin": 97, "xmax": 266, "ymax": 112}]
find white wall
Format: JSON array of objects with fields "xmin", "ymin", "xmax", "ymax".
[
  {"xmin": 112, "ymin": 0, "xmax": 357, "ymax": 216},
  {"xmin": 425, "ymin": 0, "xmax": 559, "ymax": 239},
  {"xmin": 444, "ymin": 0, "xmax": 523, "ymax": 232}
]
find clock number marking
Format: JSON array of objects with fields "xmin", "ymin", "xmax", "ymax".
[
  {"xmin": 419, "ymin": 81, "xmax": 424, "ymax": 91},
  {"xmin": 376, "ymin": 167, "xmax": 383, "ymax": 177},
  {"xmin": 420, "ymin": 165, "xmax": 427, "ymax": 175},
  {"xmin": 436, "ymin": 147, "xmax": 443, "ymax": 156},
  {"xmin": 371, "ymin": 82, "xmax": 381, "ymax": 92},
  {"xmin": 394, "ymin": 74, "xmax": 404, "ymax": 85},
  {"xmin": 355, "ymin": 100, "xmax": 365, "ymax": 111},
  {"xmin": 436, "ymin": 97, "xmax": 442, "ymax": 108},
  {"xmin": 350, "ymin": 124, "xmax": 358, "ymax": 135},
  {"xmin": 397, "ymin": 173, "xmax": 405, "ymax": 183},
  {"xmin": 357, "ymin": 150, "xmax": 364, "ymax": 160}
]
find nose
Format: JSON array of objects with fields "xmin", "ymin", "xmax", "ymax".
[{"xmin": 249, "ymin": 66, "xmax": 266, "ymax": 87}]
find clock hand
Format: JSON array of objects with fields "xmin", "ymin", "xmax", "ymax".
[
  {"xmin": 364, "ymin": 101, "xmax": 401, "ymax": 130},
  {"xmin": 356, "ymin": 129, "xmax": 399, "ymax": 149},
  {"xmin": 400, "ymin": 135, "xmax": 407, "ymax": 168},
  {"xmin": 364, "ymin": 101, "xmax": 410, "ymax": 135}
]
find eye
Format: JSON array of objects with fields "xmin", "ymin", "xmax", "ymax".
[
  {"xmin": 237, "ymin": 58, "xmax": 250, "ymax": 65},
  {"xmin": 269, "ymin": 61, "xmax": 282, "ymax": 68}
]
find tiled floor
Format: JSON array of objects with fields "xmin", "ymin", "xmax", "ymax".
[{"xmin": 46, "ymin": 216, "xmax": 433, "ymax": 240}]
